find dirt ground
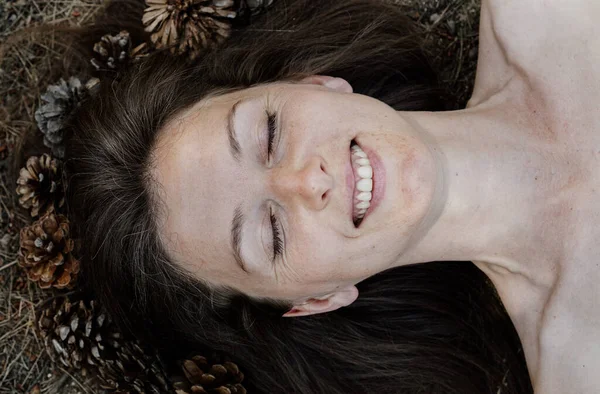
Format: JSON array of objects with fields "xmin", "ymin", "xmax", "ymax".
[{"xmin": 0, "ymin": 1, "xmax": 480, "ymax": 393}]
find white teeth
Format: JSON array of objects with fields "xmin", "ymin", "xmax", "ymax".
[
  {"xmin": 356, "ymin": 178, "xmax": 373, "ymax": 192},
  {"xmin": 356, "ymin": 191, "xmax": 371, "ymax": 201},
  {"xmin": 352, "ymin": 150, "xmax": 367, "ymax": 158},
  {"xmin": 355, "ymin": 158, "xmax": 370, "ymax": 166},
  {"xmin": 355, "ymin": 201, "xmax": 370, "ymax": 209},
  {"xmin": 357, "ymin": 166, "xmax": 372, "ymax": 178},
  {"xmin": 351, "ymin": 143, "xmax": 375, "ymax": 222}
]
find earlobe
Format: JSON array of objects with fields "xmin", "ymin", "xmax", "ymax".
[
  {"xmin": 298, "ymin": 75, "xmax": 353, "ymax": 94},
  {"xmin": 282, "ymin": 285, "xmax": 359, "ymax": 318}
]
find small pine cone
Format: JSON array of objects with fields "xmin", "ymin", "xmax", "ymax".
[
  {"xmin": 171, "ymin": 354, "xmax": 247, "ymax": 394},
  {"xmin": 96, "ymin": 340, "xmax": 173, "ymax": 394},
  {"xmin": 18, "ymin": 212, "xmax": 80, "ymax": 289},
  {"xmin": 142, "ymin": 0, "xmax": 237, "ymax": 60},
  {"xmin": 90, "ymin": 31, "xmax": 153, "ymax": 72},
  {"xmin": 91, "ymin": 30, "xmax": 132, "ymax": 71},
  {"xmin": 37, "ymin": 295, "xmax": 122, "ymax": 377},
  {"xmin": 34, "ymin": 77, "xmax": 100, "ymax": 158},
  {"xmin": 16, "ymin": 154, "xmax": 64, "ymax": 218}
]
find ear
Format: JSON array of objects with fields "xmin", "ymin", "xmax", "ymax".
[
  {"xmin": 298, "ymin": 75, "xmax": 353, "ymax": 94},
  {"xmin": 282, "ymin": 285, "xmax": 359, "ymax": 318}
]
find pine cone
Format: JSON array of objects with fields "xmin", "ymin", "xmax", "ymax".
[
  {"xmin": 37, "ymin": 294, "xmax": 173, "ymax": 393},
  {"xmin": 91, "ymin": 30, "xmax": 132, "ymax": 71},
  {"xmin": 37, "ymin": 295, "xmax": 119, "ymax": 375},
  {"xmin": 16, "ymin": 154, "xmax": 64, "ymax": 218},
  {"xmin": 18, "ymin": 211, "xmax": 80, "ymax": 289},
  {"xmin": 96, "ymin": 340, "xmax": 173, "ymax": 394},
  {"xmin": 91, "ymin": 30, "xmax": 153, "ymax": 72},
  {"xmin": 171, "ymin": 354, "xmax": 247, "ymax": 394},
  {"xmin": 34, "ymin": 77, "xmax": 100, "ymax": 158},
  {"xmin": 142, "ymin": 0, "xmax": 237, "ymax": 60}
]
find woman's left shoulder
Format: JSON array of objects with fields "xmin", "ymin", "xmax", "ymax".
[
  {"xmin": 471, "ymin": 0, "xmax": 600, "ymax": 122},
  {"xmin": 484, "ymin": 0, "xmax": 600, "ymax": 64}
]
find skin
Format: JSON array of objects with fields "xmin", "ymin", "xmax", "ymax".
[
  {"xmin": 153, "ymin": 0, "xmax": 600, "ymax": 392},
  {"xmin": 152, "ymin": 74, "xmax": 435, "ymax": 312}
]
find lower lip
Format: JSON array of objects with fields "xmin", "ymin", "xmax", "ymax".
[{"xmin": 349, "ymin": 141, "xmax": 386, "ymax": 225}]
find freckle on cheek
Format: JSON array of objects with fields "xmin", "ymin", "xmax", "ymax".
[{"xmin": 400, "ymin": 148, "xmax": 417, "ymax": 209}]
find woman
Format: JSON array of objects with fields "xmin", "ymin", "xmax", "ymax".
[{"xmin": 45, "ymin": 0, "xmax": 594, "ymax": 392}]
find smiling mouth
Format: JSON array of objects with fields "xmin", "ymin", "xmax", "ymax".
[{"xmin": 350, "ymin": 139, "xmax": 374, "ymax": 228}]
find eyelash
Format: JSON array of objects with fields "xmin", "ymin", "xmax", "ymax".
[
  {"xmin": 266, "ymin": 110, "xmax": 283, "ymax": 260},
  {"xmin": 270, "ymin": 207, "xmax": 283, "ymax": 260},
  {"xmin": 266, "ymin": 111, "xmax": 277, "ymax": 161}
]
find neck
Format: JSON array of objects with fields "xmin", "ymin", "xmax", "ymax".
[{"xmin": 390, "ymin": 97, "xmax": 572, "ymax": 378}]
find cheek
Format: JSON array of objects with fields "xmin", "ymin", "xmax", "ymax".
[
  {"xmin": 285, "ymin": 94, "xmax": 354, "ymax": 136},
  {"xmin": 282, "ymin": 231, "xmax": 350, "ymax": 284}
]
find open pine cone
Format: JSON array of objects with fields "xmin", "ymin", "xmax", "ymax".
[
  {"xmin": 171, "ymin": 354, "xmax": 247, "ymax": 394},
  {"xmin": 37, "ymin": 295, "xmax": 117, "ymax": 375},
  {"xmin": 16, "ymin": 154, "xmax": 64, "ymax": 218},
  {"xmin": 91, "ymin": 30, "xmax": 152, "ymax": 71},
  {"xmin": 18, "ymin": 211, "xmax": 80, "ymax": 289},
  {"xmin": 91, "ymin": 30, "xmax": 133, "ymax": 71},
  {"xmin": 142, "ymin": 0, "xmax": 238, "ymax": 60},
  {"xmin": 34, "ymin": 77, "xmax": 100, "ymax": 158},
  {"xmin": 38, "ymin": 294, "xmax": 173, "ymax": 393},
  {"xmin": 96, "ymin": 339, "xmax": 173, "ymax": 394}
]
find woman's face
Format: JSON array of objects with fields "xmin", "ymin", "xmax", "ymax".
[{"xmin": 152, "ymin": 75, "xmax": 436, "ymax": 313}]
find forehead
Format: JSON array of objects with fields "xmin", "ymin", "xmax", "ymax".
[
  {"xmin": 152, "ymin": 97, "xmax": 239, "ymax": 273},
  {"xmin": 150, "ymin": 83, "xmax": 284, "ymax": 292}
]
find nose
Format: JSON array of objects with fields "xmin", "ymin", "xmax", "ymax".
[{"xmin": 269, "ymin": 156, "xmax": 333, "ymax": 211}]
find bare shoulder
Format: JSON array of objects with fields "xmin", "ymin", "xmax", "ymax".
[
  {"xmin": 483, "ymin": 0, "xmax": 600, "ymax": 37},
  {"xmin": 484, "ymin": 0, "xmax": 600, "ymax": 65},
  {"xmin": 470, "ymin": 0, "xmax": 600, "ymax": 107},
  {"xmin": 535, "ymin": 199, "xmax": 600, "ymax": 394}
]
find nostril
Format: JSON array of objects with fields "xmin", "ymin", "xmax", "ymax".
[
  {"xmin": 320, "ymin": 163, "xmax": 325, "ymax": 173},
  {"xmin": 322, "ymin": 190, "xmax": 328, "ymax": 201}
]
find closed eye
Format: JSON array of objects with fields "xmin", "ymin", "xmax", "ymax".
[
  {"xmin": 270, "ymin": 206, "xmax": 283, "ymax": 260},
  {"xmin": 266, "ymin": 111, "xmax": 278, "ymax": 161}
]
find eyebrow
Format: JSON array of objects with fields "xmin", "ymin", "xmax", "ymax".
[
  {"xmin": 228, "ymin": 99, "xmax": 250, "ymax": 274},
  {"xmin": 227, "ymin": 99, "xmax": 242, "ymax": 163},
  {"xmin": 231, "ymin": 206, "xmax": 250, "ymax": 273}
]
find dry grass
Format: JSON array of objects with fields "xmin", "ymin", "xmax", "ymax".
[
  {"xmin": 393, "ymin": 0, "xmax": 481, "ymax": 109},
  {"xmin": 1, "ymin": 2, "xmax": 108, "ymax": 392},
  {"xmin": 0, "ymin": 1, "xmax": 480, "ymax": 393}
]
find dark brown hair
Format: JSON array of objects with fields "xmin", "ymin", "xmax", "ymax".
[{"xmin": 31, "ymin": 0, "xmax": 534, "ymax": 392}]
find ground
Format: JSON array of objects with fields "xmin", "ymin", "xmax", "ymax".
[{"xmin": 0, "ymin": 1, "xmax": 480, "ymax": 393}]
